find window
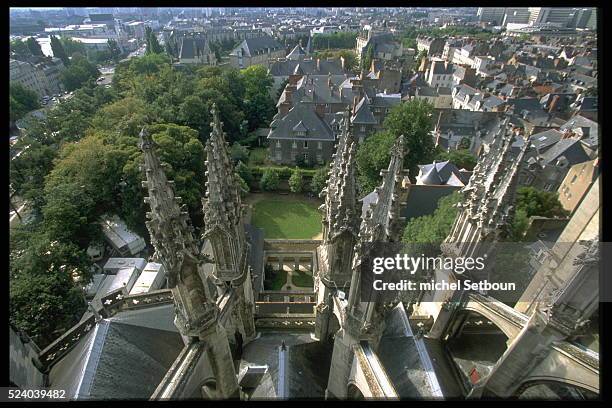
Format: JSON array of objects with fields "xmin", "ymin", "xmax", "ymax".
[
  {"xmin": 304, "ymin": 141, "xmax": 308, "ymax": 148},
  {"xmin": 316, "ymin": 154, "xmax": 322, "ymax": 164},
  {"xmin": 318, "ymin": 142, "xmax": 322, "ymax": 150},
  {"xmin": 276, "ymin": 141, "xmax": 281, "ymax": 148},
  {"xmin": 571, "ymin": 175, "xmax": 578, "ymax": 184},
  {"xmin": 292, "ymin": 141, "xmax": 297, "ymax": 149},
  {"xmin": 360, "ymin": 125, "xmax": 366, "ymax": 132}
]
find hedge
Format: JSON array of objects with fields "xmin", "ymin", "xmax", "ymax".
[{"xmin": 248, "ymin": 165, "xmax": 319, "ymax": 180}]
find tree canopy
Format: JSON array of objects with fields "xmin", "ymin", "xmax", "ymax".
[
  {"xmin": 145, "ymin": 26, "xmax": 164, "ymax": 55},
  {"xmin": 50, "ymin": 35, "xmax": 69, "ymax": 65},
  {"xmin": 434, "ymin": 148, "xmax": 477, "ymax": 171},
  {"xmin": 356, "ymin": 99, "xmax": 435, "ymax": 194},
  {"xmin": 312, "ymin": 32, "xmax": 358, "ymax": 50},
  {"xmin": 60, "ymin": 53, "xmax": 100, "ymax": 92},
  {"xmin": 10, "ymin": 83, "xmax": 40, "ymax": 123},
  {"xmin": 26, "ymin": 37, "xmax": 44, "ymax": 56}
]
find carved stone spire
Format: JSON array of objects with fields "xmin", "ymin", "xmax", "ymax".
[
  {"xmin": 359, "ymin": 134, "xmax": 410, "ymax": 244},
  {"xmin": 140, "ymin": 127, "xmax": 217, "ymax": 338},
  {"xmin": 322, "ymin": 107, "xmax": 359, "ymax": 243},
  {"xmin": 140, "ymin": 127, "xmax": 199, "ymax": 285},
  {"xmin": 202, "ymin": 103, "xmax": 248, "ymax": 286},
  {"xmin": 347, "ymin": 134, "xmax": 410, "ymax": 321}
]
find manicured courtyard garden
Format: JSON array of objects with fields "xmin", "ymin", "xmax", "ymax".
[{"xmin": 250, "ymin": 194, "xmax": 322, "ymax": 239}]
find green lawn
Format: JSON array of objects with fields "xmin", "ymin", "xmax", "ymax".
[
  {"xmin": 251, "ymin": 196, "xmax": 322, "ymax": 239},
  {"xmin": 291, "ymin": 270, "xmax": 314, "ymax": 288},
  {"xmin": 264, "ymin": 269, "xmax": 288, "ymax": 290}
]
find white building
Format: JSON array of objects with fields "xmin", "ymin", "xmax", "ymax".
[
  {"xmin": 426, "ymin": 59, "xmax": 455, "ymax": 89},
  {"xmin": 528, "ymin": 7, "xmax": 575, "ymax": 27},
  {"xmin": 502, "ymin": 8, "xmax": 531, "ymax": 26},
  {"xmin": 100, "ymin": 215, "xmax": 146, "ymax": 257},
  {"xmin": 477, "ymin": 7, "xmax": 507, "ymax": 25},
  {"xmin": 10, "ymin": 58, "xmax": 65, "ymax": 98},
  {"xmin": 129, "ymin": 262, "xmax": 167, "ymax": 295}
]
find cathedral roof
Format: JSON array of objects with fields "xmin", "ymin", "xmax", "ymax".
[
  {"xmin": 287, "ymin": 44, "xmax": 307, "ymax": 60},
  {"xmin": 48, "ymin": 305, "xmax": 183, "ymax": 400}
]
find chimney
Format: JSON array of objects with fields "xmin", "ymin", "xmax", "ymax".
[
  {"xmin": 340, "ymin": 55, "xmax": 345, "ymax": 71},
  {"xmin": 316, "ymin": 58, "xmax": 320, "ymax": 72},
  {"xmin": 353, "ymin": 96, "xmax": 359, "ymax": 115},
  {"xmin": 327, "ymin": 72, "xmax": 332, "ymax": 88}
]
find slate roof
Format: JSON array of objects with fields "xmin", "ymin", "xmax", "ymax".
[
  {"xmin": 268, "ymin": 58, "xmax": 346, "ymax": 77},
  {"xmin": 559, "ymin": 115, "xmax": 599, "ymax": 150},
  {"xmin": 372, "ymin": 93, "xmax": 402, "ymax": 108},
  {"xmin": 431, "ymin": 60, "xmax": 454, "ymax": 75},
  {"xmin": 361, "ymin": 183, "xmax": 459, "ymax": 222},
  {"xmin": 540, "ymin": 138, "xmax": 590, "ymax": 167},
  {"xmin": 351, "ymin": 96, "xmax": 377, "ymax": 124},
  {"xmin": 530, "ymin": 129, "xmax": 563, "ymax": 153},
  {"xmin": 286, "ymin": 44, "xmax": 307, "ymax": 60},
  {"xmin": 506, "ymin": 97, "xmax": 545, "ymax": 115},
  {"xmin": 377, "ymin": 304, "xmax": 441, "ymax": 398},
  {"xmin": 453, "ymin": 84, "xmax": 477, "ymax": 101},
  {"xmin": 572, "ymin": 96, "xmax": 597, "ymax": 112},
  {"xmin": 48, "ymin": 304, "xmax": 183, "ymax": 400},
  {"xmin": 481, "ymin": 95, "xmax": 505, "ymax": 110},
  {"xmin": 179, "ymin": 37, "xmax": 211, "ymax": 60},
  {"xmin": 267, "ymin": 102, "xmax": 334, "ymax": 141},
  {"xmin": 230, "ymin": 35, "xmax": 283, "ymax": 57},
  {"xmin": 293, "ymin": 74, "xmax": 353, "ymax": 105},
  {"xmin": 418, "ymin": 161, "xmax": 461, "ymax": 185}
]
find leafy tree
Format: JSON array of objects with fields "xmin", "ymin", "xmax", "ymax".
[
  {"xmin": 403, "ymin": 191, "xmax": 461, "ymax": 245},
  {"xmin": 230, "ymin": 142, "xmax": 249, "ymax": 163},
  {"xmin": 509, "ymin": 187, "xmax": 569, "ymax": 240},
  {"xmin": 10, "ymin": 83, "xmax": 40, "ymax": 122},
  {"xmin": 356, "ymin": 99, "xmax": 435, "ymax": 194},
  {"xmin": 362, "ymin": 44, "xmax": 374, "ymax": 71},
  {"xmin": 91, "ymin": 49, "xmax": 113, "ymax": 64},
  {"xmin": 514, "ymin": 186, "xmax": 568, "ymax": 219},
  {"xmin": 435, "ymin": 149, "xmax": 477, "ymax": 171},
  {"xmin": 209, "ymin": 40, "xmax": 222, "ymax": 62},
  {"xmin": 356, "ymin": 131, "xmax": 396, "ymax": 195},
  {"xmin": 145, "ymin": 26, "xmax": 163, "ymax": 55},
  {"xmin": 312, "ymin": 32, "xmax": 358, "ymax": 50},
  {"xmin": 241, "ymin": 65, "xmax": 275, "ymax": 131},
  {"xmin": 10, "ymin": 139, "xmax": 55, "ymax": 207},
  {"xmin": 50, "ymin": 35, "xmax": 69, "ymax": 65},
  {"xmin": 294, "ymin": 155, "xmax": 307, "ymax": 168},
  {"xmin": 260, "ymin": 168, "xmax": 280, "ymax": 191},
  {"xmin": 26, "ymin": 37, "xmax": 43, "ymax": 56},
  {"xmin": 310, "ymin": 167, "xmax": 329, "ymax": 195},
  {"xmin": 61, "ymin": 37, "xmax": 87, "ymax": 58},
  {"xmin": 236, "ymin": 173, "xmax": 250, "ymax": 197},
  {"xmin": 459, "ymin": 137, "xmax": 471, "ymax": 150},
  {"xmin": 10, "ymin": 230, "xmax": 91, "ymax": 347},
  {"xmin": 60, "ymin": 53, "xmax": 100, "ymax": 92},
  {"xmin": 289, "ymin": 168, "xmax": 305, "ymax": 193},
  {"xmin": 236, "ymin": 161, "xmax": 253, "ymax": 186},
  {"xmin": 10, "ymin": 39, "xmax": 31, "ymax": 57},
  {"xmin": 107, "ymin": 39, "xmax": 122, "ymax": 63},
  {"xmin": 165, "ymin": 41, "xmax": 176, "ymax": 58}
]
